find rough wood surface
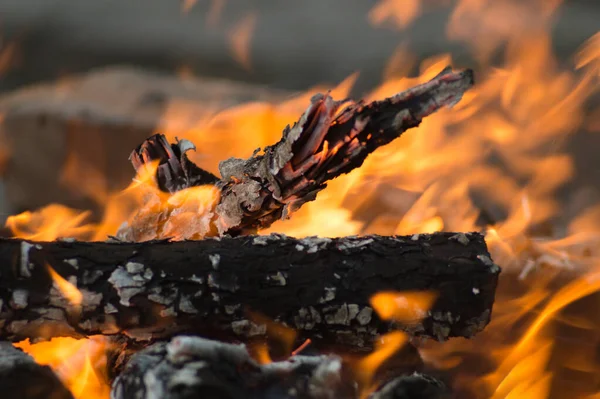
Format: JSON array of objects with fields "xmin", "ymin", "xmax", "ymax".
[
  {"xmin": 0, "ymin": 232, "xmax": 499, "ymax": 349},
  {"xmin": 111, "ymin": 335, "xmax": 449, "ymax": 399},
  {"xmin": 117, "ymin": 67, "xmax": 475, "ymax": 240},
  {"xmin": 0, "ymin": 342, "xmax": 73, "ymax": 399},
  {"xmin": 0, "ymin": 66, "xmax": 289, "ymax": 218}
]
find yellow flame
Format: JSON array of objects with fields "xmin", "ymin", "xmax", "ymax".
[
  {"xmin": 370, "ymin": 291, "xmax": 438, "ymax": 322},
  {"xmin": 4, "ymin": 1, "xmax": 600, "ymax": 396},
  {"xmin": 46, "ymin": 264, "xmax": 83, "ymax": 307},
  {"xmin": 355, "ymin": 332, "xmax": 408, "ymax": 398},
  {"xmin": 15, "ymin": 336, "xmax": 110, "ymax": 399},
  {"xmin": 6, "ymin": 205, "xmax": 95, "ymax": 241}
]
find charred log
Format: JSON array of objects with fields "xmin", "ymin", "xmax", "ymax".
[
  {"xmin": 111, "ymin": 335, "xmax": 448, "ymax": 399},
  {"xmin": 118, "ymin": 67, "xmax": 474, "ymax": 241},
  {"xmin": 0, "ymin": 232, "xmax": 498, "ymax": 348},
  {"xmin": 0, "ymin": 342, "xmax": 73, "ymax": 399}
]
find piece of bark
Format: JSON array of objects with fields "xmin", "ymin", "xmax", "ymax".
[
  {"xmin": 111, "ymin": 335, "xmax": 447, "ymax": 399},
  {"xmin": 0, "ymin": 232, "xmax": 499, "ymax": 348},
  {"xmin": 0, "ymin": 66, "xmax": 290, "ymax": 220},
  {"xmin": 118, "ymin": 67, "xmax": 474, "ymax": 241},
  {"xmin": 0, "ymin": 342, "xmax": 74, "ymax": 399}
]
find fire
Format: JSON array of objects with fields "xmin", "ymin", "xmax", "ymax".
[
  {"xmin": 15, "ymin": 337, "xmax": 111, "ymax": 399},
  {"xmin": 6, "ymin": 204, "xmax": 95, "ymax": 241},
  {"xmin": 353, "ymin": 332, "xmax": 409, "ymax": 398},
  {"xmin": 370, "ymin": 291, "xmax": 438, "ymax": 322},
  {"xmin": 3, "ymin": 1, "xmax": 600, "ymax": 397},
  {"xmin": 228, "ymin": 12, "xmax": 257, "ymax": 71},
  {"xmin": 368, "ymin": 0, "xmax": 422, "ymax": 30},
  {"xmin": 46, "ymin": 264, "xmax": 83, "ymax": 307},
  {"xmin": 180, "ymin": 0, "xmax": 198, "ymax": 14},
  {"xmin": 14, "ymin": 261, "xmax": 111, "ymax": 398}
]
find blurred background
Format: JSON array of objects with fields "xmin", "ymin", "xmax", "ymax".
[
  {"xmin": 1, "ymin": 2, "xmax": 600, "ymax": 398},
  {"xmin": 0, "ymin": 0, "xmax": 598, "ymax": 227}
]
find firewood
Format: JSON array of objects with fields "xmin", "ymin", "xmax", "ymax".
[
  {"xmin": 117, "ymin": 67, "xmax": 474, "ymax": 241},
  {"xmin": 111, "ymin": 335, "xmax": 449, "ymax": 399},
  {"xmin": 0, "ymin": 232, "xmax": 498, "ymax": 348},
  {"xmin": 0, "ymin": 342, "xmax": 73, "ymax": 399},
  {"xmin": 0, "ymin": 66, "xmax": 290, "ymax": 219}
]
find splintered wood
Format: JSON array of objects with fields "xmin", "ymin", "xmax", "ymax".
[{"xmin": 117, "ymin": 67, "xmax": 474, "ymax": 241}]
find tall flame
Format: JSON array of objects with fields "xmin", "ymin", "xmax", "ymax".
[{"xmin": 3, "ymin": 1, "xmax": 600, "ymax": 398}]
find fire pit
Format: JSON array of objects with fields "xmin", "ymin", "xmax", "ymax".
[{"xmin": 0, "ymin": 1, "xmax": 599, "ymax": 398}]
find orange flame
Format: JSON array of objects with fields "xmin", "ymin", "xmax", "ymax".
[
  {"xmin": 368, "ymin": 0, "xmax": 422, "ymax": 30},
  {"xmin": 354, "ymin": 332, "xmax": 408, "ymax": 398},
  {"xmin": 46, "ymin": 264, "xmax": 83, "ymax": 307},
  {"xmin": 228, "ymin": 12, "xmax": 257, "ymax": 71},
  {"xmin": 15, "ymin": 336, "xmax": 111, "ymax": 399},
  {"xmin": 370, "ymin": 291, "xmax": 438, "ymax": 322},
  {"xmin": 6, "ymin": 205, "xmax": 95, "ymax": 241},
  {"xmin": 181, "ymin": 0, "xmax": 198, "ymax": 14},
  {"xmin": 4, "ymin": 1, "xmax": 600, "ymax": 397}
]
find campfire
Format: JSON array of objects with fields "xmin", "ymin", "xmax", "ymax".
[{"xmin": 0, "ymin": 1, "xmax": 599, "ymax": 398}]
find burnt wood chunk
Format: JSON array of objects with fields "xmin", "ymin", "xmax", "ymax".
[
  {"xmin": 0, "ymin": 342, "xmax": 73, "ymax": 399},
  {"xmin": 111, "ymin": 335, "xmax": 449, "ymax": 399},
  {"xmin": 0, "ymin": 232, "xmax": 499, "ymax": 349},
  {"xmin": 0, "ymin": 66, "xmax": 289, "ymax": 220},
  {"xmin": 118, "ymin": 67, "xmax": 475, "ymax": 241}
]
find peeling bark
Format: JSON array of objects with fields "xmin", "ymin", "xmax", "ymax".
[
  {"xmin": 0, "ymin": 232, "xmax": 498, "ymax": 349},
  {"xmin": 0, "ymin": 342, "xmax": 73, "ymax": 399},
  {"xmin": 111, "ymin": 335, "xmax": 449, "ymax": 399},
  {"xmin": 117, "ymin": 67, "xmax": 475, "ymax": 241}
]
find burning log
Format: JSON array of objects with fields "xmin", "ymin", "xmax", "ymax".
[
  {"xmin": 0, "ymin": 342, "xmax": 74, "ymax": 399},
  {"xmin": 0, "ymin": 232, "xmax": 498, "ymax": 348},
  {"xmin": 111, "ymin": 335, "xmax": 449, "ymax": 399},
  {"xmin": 0, "ymin": 67, "xmax": 290, "ymax": 220},
  {"xmin": 117, "ymin": 67, "xmax": 474, "ymax": 241}
]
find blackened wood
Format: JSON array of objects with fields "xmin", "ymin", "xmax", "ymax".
[
  {"xmin": 118, "ymin": 67, "xmax": 475, "ymax": 241},
  {"xmin": 111, "ymin": 335, "xmax": 447, "ymax": 399},
  {"xmin": 370, "ymin": 373, "xmax": 450, "ymax": 399},
  {"xmin": 0, "ymin": 232, "xmax": 499, "ymax": 348},
  {"xmin": 0, "ymin": 342, "xmax": 73, "ymax": 399}
]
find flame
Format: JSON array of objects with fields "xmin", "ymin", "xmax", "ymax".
[
  {"xmin": 368, "ymin": 0, "xmax": 422, "ymax": 30},
  {"xmin": 181, "ymin": 0, "xmax": 198, "ymax": 14},
  {"xmin": 15, "ymin": 336, "xmax": 111, "ymax": 399},
  {"xmin": 228, "ymin": 12, "xmax": 257, "ymax": 71},
  {"xmin": 250, "ymin": 342, "xmax": 273, "ymax": 365},
  {"xmin": 46, "ymin": 264, "xmax": 83, "ymax": 307},
  {"xmin": 4, "ymin": 0, "xmax": 600, "ymax": 397},
  {"xmin": 206, "ymin": 0, "xmax": 226, "ymax": 29},
  {"xmin": 354, "ymin": 332, "xmax": 409, "ymax": 398},
  {"xmin": 0, "ymin": 37, "xmax": 18, "ymax": 77},
  {"xmin": 370, "ymin": 291, "xmax": 438, "ymax": 322},
  {"xmin": 6, "ymin": 204, "xmax": 95, "ymax": 241},
  {"xmin": 575, "ymin": 32, "xmax": 600, "ymax": 76}
]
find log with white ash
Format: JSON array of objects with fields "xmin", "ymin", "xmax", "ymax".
[{"xmin": 1, "ymin": 67, "xmax": 499, "ymax": 399}]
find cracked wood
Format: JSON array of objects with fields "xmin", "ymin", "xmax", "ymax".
[
  {"xmin": 0, "ymin": 232, "xmax": 498, "ymax": 349},
  {"xmin": 117, "ymin": 67, "xmax": 475, "ymax": 241}
]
